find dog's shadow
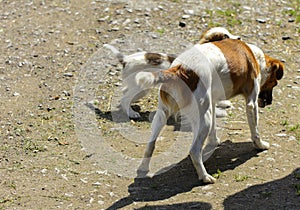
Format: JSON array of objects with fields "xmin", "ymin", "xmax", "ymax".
[
  {"xmin": 86, "ymin": 103, "xmax": 182, "ymax": 128},
  {"xmin": 106, "ymin": 140, "xmax": 262, "ymax": 210}
]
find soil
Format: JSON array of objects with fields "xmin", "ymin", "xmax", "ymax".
[{"xmin": 1, "ymin": 0, "xmax": 300, "ymax": 209}]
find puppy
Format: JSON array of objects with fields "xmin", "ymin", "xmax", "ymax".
[
  {"xmin": 135, "ymin": 39, "xmax": 284, "ymax": 183},
  {"xmin": 104, "ymin": 27, "xmax": 240, "ymax": 119}
]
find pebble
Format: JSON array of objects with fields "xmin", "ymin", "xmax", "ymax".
[
  {"xmin": 271, "ymin": 143, "xmax": 281, "ymax": 148},
  {"xmin": 98, "ymin": 200, "xmax": 104, "ymax": 205},
  {"xmin": 183, "ymin": 9, "xmax": 194, "ymax": 15},
  {"xmin": 275, "ymin": 133, "xmax": 287, "ymax": 137},
  {"xmin": 182, "ymin": 14, "xmax": 190, "ymax": 19},
  {"xmin": 179, "ymin": 21, "xmax": 186, "ymax": 27},
  {"xmin": 256, "ymin": 18, "xmax": 267, "ymax": 23},
  {"xmin": 63, "ymin": 72, "xmax": 73, "ymax": 77},
  {"xmin": 288, "ymin": 136, "xmax": 296, "ymax": 141},
  {"xmin": 92, "ymin": 182, "xmax": 102, "ymax": 186},
  {"xmin": 282, "ymin": 36, "xmax": 291, "ymax": 40}
]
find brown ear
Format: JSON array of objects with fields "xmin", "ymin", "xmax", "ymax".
[{"xmin": 273, "ymin": 61, "xmax": 284, "ymax": 80}]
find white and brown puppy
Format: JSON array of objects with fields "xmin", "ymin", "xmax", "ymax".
[
  {"xmin": 104, "ymin": 27, "xmax": 240, "ymax": 119},
  {"xmin": 135, "ymin": 39, "xmax": 284, "ymax": 183}
]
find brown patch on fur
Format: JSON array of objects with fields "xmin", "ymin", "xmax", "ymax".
[
  {"xmin": 161, "ymin": 64, "xmax": 199, "ymax": 91},
  {"xmin": 159, "ymin": 65, "xmax": 199, "ymax": 110},
  {"xmin": 144, "ymin": 53, "xmax": 165, "ymax": 65},
  {"xmin": 213, "ymin": 39, "xmax": 260, "ymax": 97},
  {"xmin": 167, "ymin": 54, "xmax": 177, "ymax": 64}
]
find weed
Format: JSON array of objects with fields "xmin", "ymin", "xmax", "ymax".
[
  {"xmin": 289, "ymin": 124, "xmax": 300, "ymax": 132},
  {"xmin": 281, "ymin": 120, "xmax": 289, "ymax": 126},
  {"xmin": 212, "ymin": 169, "xmax": 223, "ymax": 179},
  {"xmin": 156, "ymin": 28, "xmax": 165, "ymax": 35},
  {"xmin": 259, "ymin": 191, "xmax": 272, "ymax": 199},
  {"xmin": 234, "ymin": 174, "xmax": 249, "ymax": 182},
  {"xmin": 294, "ymin": 184, "xmax": 300, "ymax": 196}
]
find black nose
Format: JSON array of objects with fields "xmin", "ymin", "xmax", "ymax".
[{"xmin": 237, "ymin": 36, "xmax": 241, "ymax": 40}]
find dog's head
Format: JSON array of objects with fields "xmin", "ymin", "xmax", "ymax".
[
  {"xmin": 258, "ymin": 55, "xmax": 284, "ymax": 108},
  {"xmin": 199, "ymin": 27, "xmax": 241, "ymax": 44}
]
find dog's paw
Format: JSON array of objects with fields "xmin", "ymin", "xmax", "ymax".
[
  {"xmin": 254, "ymin": 140, "xmax": 270, "ymax": 150},
  {"xmin": 202, "ymin": 174, "xmax": 216, "ymax": 184},
  {"xmin": 129, "ymin": 111, "xmax": 141, "ymax": 119}
]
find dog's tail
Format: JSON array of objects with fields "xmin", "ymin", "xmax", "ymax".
[
  {"xmin": 103, "ymin": 44, "xmax": 125, "ymax": 64},
  {"xmin": 136, "ymin": 64, "xmax": 199, "ymax": 89}
]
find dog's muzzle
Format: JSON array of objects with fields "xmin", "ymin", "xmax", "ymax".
[{"xmin": 258, "ymin": 90, "xmax": 273, "ymax": 108}]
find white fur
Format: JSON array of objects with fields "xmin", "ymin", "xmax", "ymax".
[
  {"xmin": 203, "ymin": 27, "xmax": 241, "ymax": 41},
  {"xmin": 135, "ymin": 72, "xmax": 155, "ymax": 89},
  {"xmin": 136, "ymin": 41, "xmax": 271, "ymax": 184}
]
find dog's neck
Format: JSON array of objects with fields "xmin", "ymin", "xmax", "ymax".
[{"xmin": 246, "ymin": 43, "xmax": 269, "ymax": 86}]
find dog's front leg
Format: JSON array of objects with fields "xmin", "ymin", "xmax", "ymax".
[
  {"xmin": 246, "ymin": 96, "xmax": 270, "ymax": 150},
  {"xmin": 137, "ymin": 109, "xmax": 168, "ymax": 177}
]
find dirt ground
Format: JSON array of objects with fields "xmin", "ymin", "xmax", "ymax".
[{"xmin": 1, "ymin": 0, "xmax": 300, "ymax": 209}]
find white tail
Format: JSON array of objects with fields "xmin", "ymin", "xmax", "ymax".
[
  {"xmin": 135, "ymin": 72, "xmax": 155, "ymax": 89},
  {"xmin": 103, "ymin": 44, "xmax": 124, "ymax": 63}
]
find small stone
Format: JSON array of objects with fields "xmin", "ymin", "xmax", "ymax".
[
  {"xmin": 98, "ymin": 16, "xmax": 109, "ymax": 22},
  {"xmin": 63, "ymin": 72, "xmax": 73, "ymax": 77},
  {"xmin": 271, "ymin": 143, "xmax": 281, "ymax": 148},
  {"xmin": 62, "ymin": 90, "xmax": 71, "ymax": 96},
  {"xmin": 288, "ymin": 136, "xmax": 296, "ymax": 141},
  {"xmin": 179, "ymin": 21, "xmax": 186, "ymax": 27},
  {"xmin": 98, "ymin": 200, "xmax": 104, "ymax": 205},
  {"xmin": 157, "ymin": 5, "xmax": 164, "ymax": 10},
  {"xmin": 184, "ymin": 9, "xmax": 194, "ymax": 15},
  {"xmin": 182, "ymin": 14, "xmax": 190, "ymax": 19},
  {"xmin": 256, "ymin": 18, "xmax": 267, "ymax": 23},
  {"xmin": 151, "ymin": 34, "xmax": 158, "ymax": 39},
  {"xmin": 282, "ymin": 36, "xmax": 291, "ymax": 40},
  {"xmin": 92, "ymin": 182, "xmax": 102, "ymax": 186},
  {"xmin": 110, "ymin": 27, "xmax": 119, "ymax": 31},
  {"xmin": 275, "ymin": 133, "xmax": 287, "ymax": 137},
  {"xmin": 13, "ymin": 92, "xmax": 20, "ymax": 96},
  {"xmin": 126, "ymin": 8, "xmax": 133, "ymax": 13}
]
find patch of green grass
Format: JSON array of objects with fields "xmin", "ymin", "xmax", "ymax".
[
  {"xmin": 0, "ymin": 197, "xmax": 12, "ymax": 204},
  {"xmin": 156, "ymin": 28, "xmax": 165, "ymax": 35},
  {"xmin": 215, "ymin": 9, "xmax": 242, "ymax": 26},
  {"xmin": 212, "ymin": 169, "xmax": 223, "ymax": 179},
  {"xmin": 281, "ymin": 120, "xmax": 289, "ymax": 126},
  {"xmin": 289, "ymin": 124, "xmax": 300, "ymax": 132},
  {"xmin": 23, "ymin": 138, "xmax": 46, "ymax": 153},
  {"xmin": 259, "ymin": 191, "xmax": 272, "ymax": 199},
  {"xmin": 294, "ymin": 184, "xmax": 300, "ymax": 196},
  {"xmin": 294, "ymin": 170, "xmax": 300, "ymax": 179},
  {"xmin": 234, "ymin": 174, "xmax": 249, "ymax": 182}
]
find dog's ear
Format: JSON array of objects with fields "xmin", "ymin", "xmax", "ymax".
[{"xmin": 272, "ymin": 61, "xmax": 284, "ymax": 80}]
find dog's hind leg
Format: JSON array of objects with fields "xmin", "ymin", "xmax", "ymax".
[
  {"xmin": 189, "ymin": 101, "xmax": 216, "ymax": 184},
  {"xmin": 120, "ymin": 88, "xmax": 147, "ymax": 119},
  {"xmin": 246, "ymin": 82, "xmax": 270, "ymax": 150},
  {"xmin": 202, "ymin": 102, "xmax": 220, "ymax": 162},
  {"xmin": 137, "ymin": 107, "xmax": 168, "ymax": 177}
]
